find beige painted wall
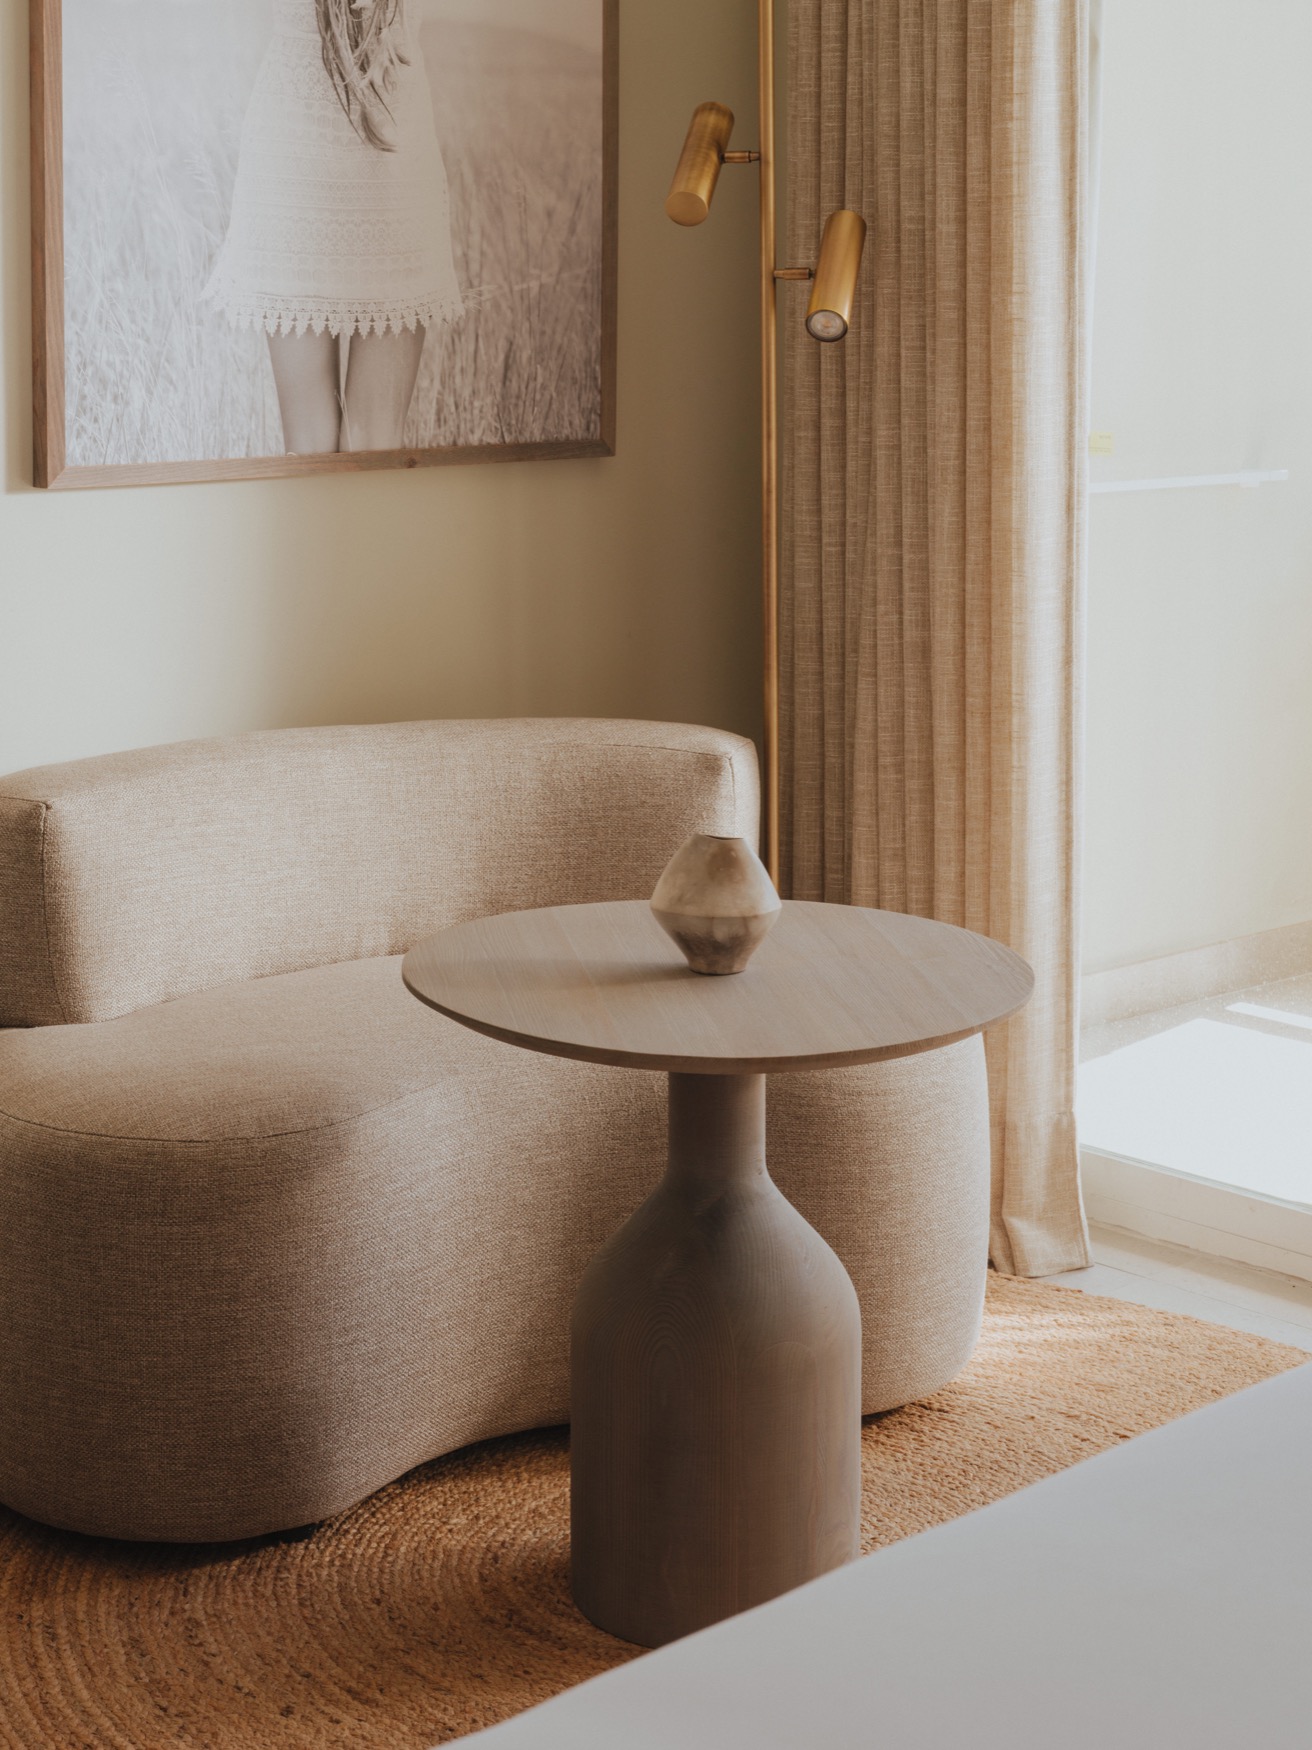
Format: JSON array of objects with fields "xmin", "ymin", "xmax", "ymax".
[
  {"xmin": 0, "ymin": 1, "xmax": 762, "ymax": 775},
  {"xmin": 1084, "ymin": 0, "xmax": 1312, "ymax": 973}
]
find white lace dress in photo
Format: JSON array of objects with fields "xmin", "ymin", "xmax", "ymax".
[{"xmin": 204, "ymin": 0, "xmax": 463, "ymax": 338}]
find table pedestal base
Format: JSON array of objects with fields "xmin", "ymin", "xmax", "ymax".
[{"xmin": 570, "ymin": 1071, "xmax": 862, "ymax": 1648}]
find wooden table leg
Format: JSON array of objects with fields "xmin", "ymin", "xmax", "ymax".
[{"xmin": 570, "ymin": 1071, "xmax": 862, "ymax": 1648}]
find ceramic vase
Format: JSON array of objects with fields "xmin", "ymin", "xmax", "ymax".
[{"xmin": 650, "ymin": 833, "xmax": 782, "ymax": 975}]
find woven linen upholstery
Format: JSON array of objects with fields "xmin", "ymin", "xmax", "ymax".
[
  {"xmin": 0, "ymin": 718, "xmax": 757, "ymax": 1028},
  {"xmin": 0, "ymin": 720, "xmax": 990, "ymax": 1542},
  {"xmin": 0, "ymin": 797, "xmax": 62, "ymax": 1029}
]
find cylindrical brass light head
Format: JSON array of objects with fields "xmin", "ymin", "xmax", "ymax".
[
  {"xmin": 806, "ymin": 209, "xmax": 868, "ymax": 341},
  {"xmin": 665, "ymin": 102, "xmax": 736, "ymax": 227}
]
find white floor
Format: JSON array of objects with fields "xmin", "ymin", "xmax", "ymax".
[
  {"xmin": 1079, "ymin": 970, "xmax": 1312, "ymax": 1208},
  {"xmin": 1048, "ymin": 1224, "xmax": 1312, "ymax": 1352}
]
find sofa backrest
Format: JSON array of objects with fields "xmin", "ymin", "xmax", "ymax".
[{"xmin": 0, "ymin": 719, "xmax": 758, "ymax": 1027}]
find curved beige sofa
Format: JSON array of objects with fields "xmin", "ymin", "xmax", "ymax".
[{"xmin": 0, "ymin": 719, "xmax": 990, "ymax": 1543}]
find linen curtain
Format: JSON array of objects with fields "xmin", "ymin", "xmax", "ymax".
[{"xmin": 781, "ymin": 0, "xmax": 1090, "ymax": 1276}]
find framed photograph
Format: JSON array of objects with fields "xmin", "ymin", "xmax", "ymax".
[{"xmin": 31, "ymin": 0, "xmax": 617, "ymax": 490}]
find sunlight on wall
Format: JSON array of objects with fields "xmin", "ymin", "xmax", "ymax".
[{"xmin": 1085, "ymin": 0, "xmax": 1312, "ymax": 971}]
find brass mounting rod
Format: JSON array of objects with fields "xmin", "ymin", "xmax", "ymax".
[
  {"xmin": 664, "ymin": 15, "xmax": 786, "ymax": 881},
  {"xmin": 758, "ymin": 0, "xmax": 780, "ymax": 885},
  {"xmin": 665, "ymin": 25, "xmax": 867, "ymax": 883}
]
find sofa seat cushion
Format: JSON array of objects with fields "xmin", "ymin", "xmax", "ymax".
[
  {"xmin": 0, "ymin": 955, "xmax": 490, "ymax": 1144},
  {"xmin": 0, "ymin": 957, "xmax": 991, "ymax": 1542},
  {"xmin": 0, "ymin": 956, "xmax": 671, "ymax": 1540}
]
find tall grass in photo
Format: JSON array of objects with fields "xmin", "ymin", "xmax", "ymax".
[
  {"xmin": 414, "ymin": 24, "xmax": 603, "ymax": 449},
  {"xmin": 63, "ymin": 3, "xmax": 280, "ymax": 467},
  {"xmin": 62, "ymin": 1, "xmax": 604, "ymax": 468}
]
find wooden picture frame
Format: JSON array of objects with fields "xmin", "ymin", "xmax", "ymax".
[{"xmin": 31, "ymin": 0, "xmax": 618, "ymax": 491}]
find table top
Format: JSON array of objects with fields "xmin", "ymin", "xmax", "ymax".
[{"xmin": 402, "ymin": 900, "xmax": 1033, "ymax": 1076}]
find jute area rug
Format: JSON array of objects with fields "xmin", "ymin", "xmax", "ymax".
[{"xmin": 1, "ymin": 1275, "xmax": 1304, "ymax": 1750}]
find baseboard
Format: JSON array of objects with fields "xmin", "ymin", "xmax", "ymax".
[
  {"xmin": 1081, "ymin": 1149, "xmax": 1312, "ymax": 1286},
  {"xmin": 1082, "ymin": 919, "xmax": 1312, "ymax": 1028}
]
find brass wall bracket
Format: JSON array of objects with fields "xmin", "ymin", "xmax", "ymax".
[
  {"xmin": 774, "ymin": 268, "xmax": 815, "ymax": 281},
  {"xmin": 723, "ymin": 151, "xmax": 762, "ymax": 164}
]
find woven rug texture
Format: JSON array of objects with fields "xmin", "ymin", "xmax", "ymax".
[{"xmin": 0, "ymin": 1274, "xmax": 1304, "ymax": 1749}]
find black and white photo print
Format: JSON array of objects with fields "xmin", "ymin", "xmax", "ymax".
[{"xmin": 33, "ymin": 0, "xmax": 616, "ymax": 487}]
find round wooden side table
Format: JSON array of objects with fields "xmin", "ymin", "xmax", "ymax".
[{"xmin": 403, "ymin": 899, "xmax": 1032, "ymax": 1648}]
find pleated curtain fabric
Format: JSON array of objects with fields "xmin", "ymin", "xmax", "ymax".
[{"xmin": 781, "ymin": 0, "xmax": 1090, "ymax": 1276}]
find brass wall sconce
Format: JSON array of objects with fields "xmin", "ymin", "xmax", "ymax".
[{"xmin": 664, "ymin": 11, "xmax": 868, "ymax": 881}]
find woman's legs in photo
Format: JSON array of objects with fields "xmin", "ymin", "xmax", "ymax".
[
  {"xmin": 267, "ymin": 332, "xmax": 342, "ymax": 454},
  {"xmin": 342, "ymin": 324, "xmax": 426, "ymax": 451}
]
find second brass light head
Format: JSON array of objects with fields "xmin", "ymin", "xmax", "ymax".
[{"xmin": 806, "ymin": 210, "xmax": 868, "ymax": 342}]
